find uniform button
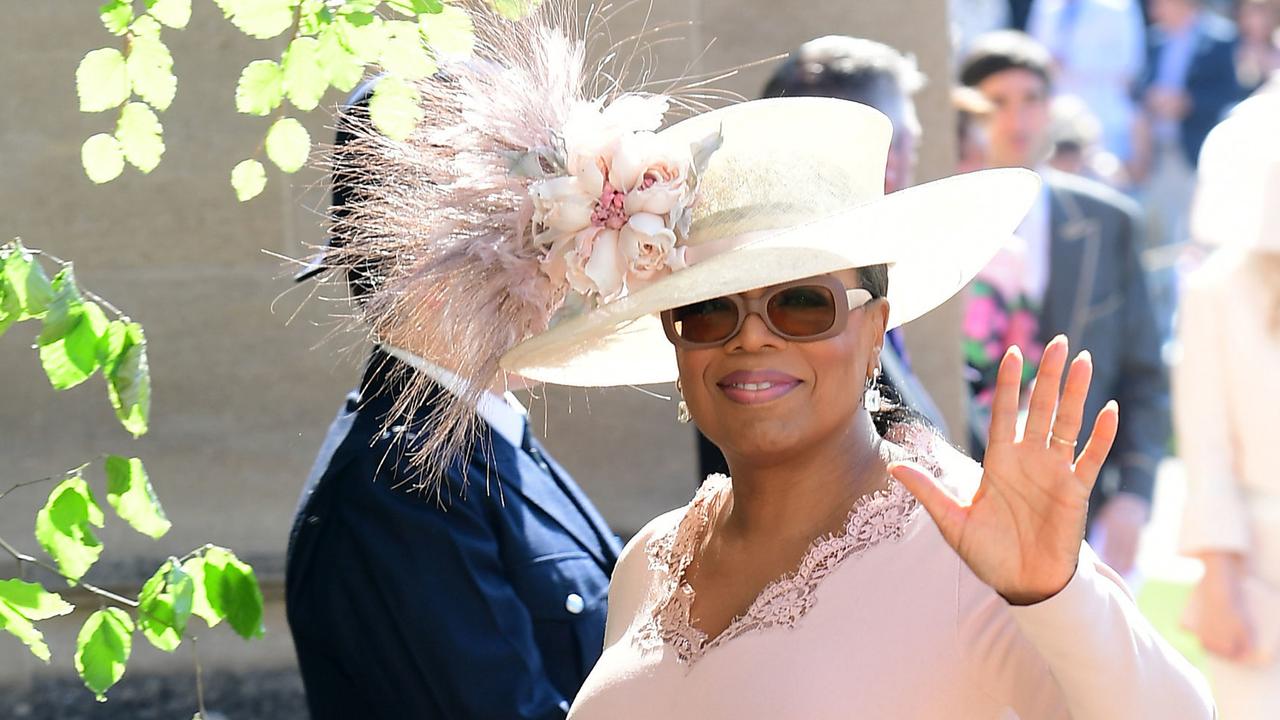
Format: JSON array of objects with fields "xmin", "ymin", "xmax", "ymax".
[{"xmin": 564, "ymin": 593, "xmax": 585, "ymax": 615}]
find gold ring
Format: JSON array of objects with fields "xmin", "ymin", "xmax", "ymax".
[{"xmin": 1050, "ymin": 434, "xmax": 1078, "ymax": 448}]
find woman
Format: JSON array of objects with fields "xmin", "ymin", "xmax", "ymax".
[
  {"xmin": 1178, "ymin": 93, "xmax": 1280, "ymax": 719},
  {"xmin": 323, "ymin": 5, "xmax": 1213, "ymax": 717},
  {"xmin": 510, "ymin": 100, "xmax": 1210, "ymax": 720}
]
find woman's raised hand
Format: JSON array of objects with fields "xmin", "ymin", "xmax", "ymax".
[{"xmin": 889, "ymin": 336, "xmax": 1119, "ymax": 605}]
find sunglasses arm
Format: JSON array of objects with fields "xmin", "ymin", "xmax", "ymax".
[{"xmin": 846, "ymin": 288, "xmax": 874, "ymax": 309}]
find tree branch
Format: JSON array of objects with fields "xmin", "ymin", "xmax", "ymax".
[
  {"xmin": 0, "ymin": 534, "xmax": 139, "ymax": 608},
  {"xmin": 0, "ymin": 460, "xmax": 95, "ymax": 503}
]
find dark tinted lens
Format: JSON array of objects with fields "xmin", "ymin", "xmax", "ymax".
[
  {"xmin": 671, "ymin": 297, "xmax": 739, "ymax": 343},
  {"xmin": 768, "ymin": 285, "xmax": 837, "ymax": 338}
]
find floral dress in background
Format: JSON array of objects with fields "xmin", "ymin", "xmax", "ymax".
[{"xmin": 963, "ymin": 238, "xmax": 1043, "ymax": 440}]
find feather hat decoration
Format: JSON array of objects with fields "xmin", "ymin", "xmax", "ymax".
[{"xmin": 318, "ymin": 0, "xmax": 727, "ymax": 480}]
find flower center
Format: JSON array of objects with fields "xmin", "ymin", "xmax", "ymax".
[{"xmin": 592, "ymin": 180, "xmax": 630, "ymax": 230}]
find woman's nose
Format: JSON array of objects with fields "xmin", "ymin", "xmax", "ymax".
[{"xmin": 725, "ymin": 310, "xmax": 783, "ymax": 353}]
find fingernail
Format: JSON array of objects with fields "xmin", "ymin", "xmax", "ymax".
[
  {"xmin": 1008, "ymin": 345, "xmax": 1023, "ymax": 359},
  {"xmin": 1079, "ymin": 350, "xmax": 1092, "ymax": 364}
]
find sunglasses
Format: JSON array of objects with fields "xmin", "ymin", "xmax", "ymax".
[{"xmin": 660, "ymin": 276, "xmax": 874, "ymax": 349}]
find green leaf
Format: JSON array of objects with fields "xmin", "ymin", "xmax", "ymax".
[
  {"xmin": 211, "ymin": 0, "xmax": 240, "ymax": 18},
  {"xmin": 316, "ymin": 24, "xmax": 365, "ymax": 93},
  {"xmin": 0, "ymin": 579, "xmax": 75, "ymax": 621},
  {"xmin": 37, "ymin": 267, "xmax": 85, "ymax": 343},
  {"xmin": 388, "ymin": 0, "xmax": 443, "ymax": 16},
  {"xmin": 234, "ymin": 60, "xmax": 284, "ymax": 116},
  {"xmin": 39, "ymin": 301, "xmax": 108, "ymax": 390},
  {"xmin": 100, "ymin": 0, "xmax": 135, "ymax": 35},
  {"xmin": 379, "ymin": 20, "xmax": 436, "ymax": 80},
  {"xmin": 75, "ymin": 608, "xmax": 133, "ymax": 701},
  {"xmin": 0, "ymin": 602, "xmax": 52, "ymax": 662},
  {"xmin": 126, "ymin": 34, "xmax": 176, "ymax": 111},
  {"xmin": 194, "ymin": 547, "xmax": 262, "ymax": 638},
  {"xmin": 283, "ymin": 37, "xmax": 329, "ymax": 111},
  {"xmin": 145, "ymin": 0, "xmax": 191, "ymax": 28},
  {"xmin": 265, "ymin": 117, "xmax": 311, "ymax": 173},
  {"xmin": 35, "ymin": 476, "xmax": 105, "ymax": 583},
  {"xmin": 96, "ymin": 319, "xmax": 128, "ymax": 369},
  {"xmin": 231, "ymin": 159, "xmax": 267, "ymax": 201},
  {"xmin": 129, "ymin": 14, "xmax": 164, "ymax": 38},
  {"xmin": 105, "ymin": 456, "xmax": 170, "ymax": 539},
  {"xmin": 1, "ymin": 243, "xmax": 55, "ymax": 320},
  {"xmin": 228, "ymin": 0, "xmax": 297, "ymax": 39},
  {"xmin": 490, "ymin": 0, "xmax": 539, "ymax": 21},
  {"xmin": 38, "ymin": 268, "xmax": 108, "ymax": 390},
  {"xmin": 38, "ymin": 269, "xmax": 110, "ymax": 390},
  {"xmin": 420, "ymin": 2, "xmax": 473, "ymax": 58},
  {"xmin": 368, "ymin": 76, "xmax": 423, "ymax": 141},
  {"xmin": 298, "ymin": 0, "xmax": 332, "ymax": 35},
  {"xmin": 0, "ymin": 275, "xmax": 16, "ymax": 337},
  {"xmin": 333, "ymin": 12, "xmax": 386, "ymax": 58},
  {"xmin": 82, "ymin": 134, "xmax": 126, "ymax": 184},
  {"xmin": 180, "ymin": 554, "xmax": 222, "ymax": 628},
  {"xmin": 114, "ymin": 102, "xmax": 165, "ymax": 173},
  {"xmin": 0, "ymin": 578, "xmax": 75, "ymax": 661},
  {"xmin": 77, "ymin": 49, "xmax": 130, "ymax": 113},
  {"xmin": 105, "ymin": 322, "xmax": 150, "ymax": 437},
  {"xmin": 137, "ymin": 561, "xmax": 193, "ymax": 651}
]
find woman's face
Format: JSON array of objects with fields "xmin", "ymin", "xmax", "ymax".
[{"xmin": 675, "ymin": 269, "xmax": 889, "ymax": 465}]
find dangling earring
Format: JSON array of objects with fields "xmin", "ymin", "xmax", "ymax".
[
  {"xmin": 676, "ymin": 379, "xmax": 691, "ymax": 424},
  {"xmin": 863, "ymin": 367, "xmax": 882, "ymax": 413}
]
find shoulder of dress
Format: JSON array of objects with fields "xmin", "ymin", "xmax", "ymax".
[{"xmin": 617, "ymin": 505, "xmax": 691, "ymax": 564}]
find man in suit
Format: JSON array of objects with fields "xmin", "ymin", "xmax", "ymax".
[
  {"xmin": 1139, "ymin": 0, "xmax": 1244, "ymax": 172},
  {"xmin": 960, "ymin": 32, "xmax": 1170, "ymax": 581},
  {"xmin": 693, "ymin": 36, "xmax": 951, "ymax": 482},
  {"xmin": 285, "ymin": 82, "xmax": 622, "ymax": 720}
]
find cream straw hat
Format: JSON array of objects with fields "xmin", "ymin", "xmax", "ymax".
[
  {"xmin": 501, "ymin": 97, "xmax": 1041, "ymax": 387},
  {"xmin": 321, "ymin": 2, "xmax": 1039, "ymax": 467}
]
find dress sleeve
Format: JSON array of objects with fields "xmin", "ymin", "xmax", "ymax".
[
  {"xmin": 1174, "ymin": 272, "xmax": 1251, "ymax": 555},
  {"xmin": 962, "ymin": 543, "xmax": 1216, "ymax": 719}
]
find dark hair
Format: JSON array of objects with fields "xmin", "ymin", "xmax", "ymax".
[
  {"xmin": 856, "ymin": 264, "xmax": 933, "ymax": 437},
  {"xmin": 761, "ymin": 35, "xmax": 925, "ymax": 111},
  {"xmin": 958, "ymin": 30, "xmax": 1053, "ymax": 89}
]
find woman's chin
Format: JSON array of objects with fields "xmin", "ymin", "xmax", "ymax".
[{"xmin": 714, "ymin": 424, "xmax": 807, "ymax": 464}]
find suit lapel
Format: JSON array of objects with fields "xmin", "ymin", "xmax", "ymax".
[
  {"xmin": 1041, "ymin": 177, "xmax": 1101, "ymax": 342},
  {"xmin": 487, "ymin": 433, "xmax": 613, "ymax": 570},
  {"xmin": 537, "ymin": 440, "xmax": 621, "ymax": 564}
]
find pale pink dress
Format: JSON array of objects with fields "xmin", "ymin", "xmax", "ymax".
[{"xmin": 569, "ymin": 451, "xmax": 1215, "ymax": 719}]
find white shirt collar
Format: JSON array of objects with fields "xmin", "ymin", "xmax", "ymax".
[
  {"xmin": 379, "ymin": 344, "xmax": 529, "ymax": 449},
  {"xmin": 1016, "ymin": 171, "xmax": 1053, "ymax": 303}
]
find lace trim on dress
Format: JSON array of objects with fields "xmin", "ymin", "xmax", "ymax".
[{"xmin": 636, "ymin": 473, "xmax": 922, "ymax": 665}]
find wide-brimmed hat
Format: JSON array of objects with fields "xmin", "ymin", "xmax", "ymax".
[
  {"xmin": 500, "ymin": 97, "xmax": 1040, "ymax": 387},
  {"xmin": 1192, "ymin": 91, "xmax": 1280, "ymax": 251}
]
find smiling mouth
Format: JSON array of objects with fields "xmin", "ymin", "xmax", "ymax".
[
  {"xmin": 716, "ymin": 374, "xmax": 802, "ymax": 405},
  {"xmin": 724, "ymin": 381, "xmax": 780, "ymax": 391}
]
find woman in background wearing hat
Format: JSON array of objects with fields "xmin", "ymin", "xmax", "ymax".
[
  {"xmin": 1176, "ymin": 93, "xmax": 1280, "ymax": 719},
  {"xmin": 325, "ymin": 4, "xmax": 1213, "ymax": 717}
]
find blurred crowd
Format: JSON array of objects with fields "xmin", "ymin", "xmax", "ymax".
[{"xmin": 691, "ymin": 1, "xmax": 1280, "ymax": 713}]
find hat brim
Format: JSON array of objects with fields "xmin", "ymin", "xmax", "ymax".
[{"xmin": 501, "ymin": 166, "xmax": 1041, "ymax": 387}]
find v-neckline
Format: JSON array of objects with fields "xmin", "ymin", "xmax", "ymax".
[{"xmin": 637, "ymin": 474, "xmax": 921, "ymax": 665}]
